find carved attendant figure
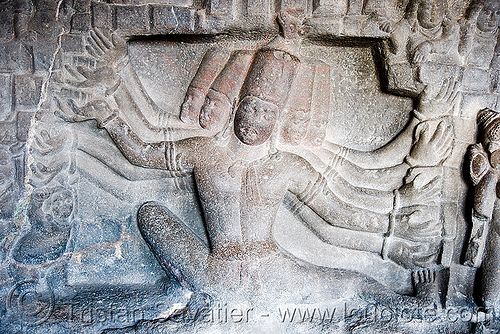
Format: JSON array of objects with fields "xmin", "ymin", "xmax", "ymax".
[
  {"xmin": 465, "ymin": 108, "xmax": 500, "ymax": 309},
  {"xmin": 459, "ymin": 0, "xmax": 500, "ymax": 92},
  {"xmin": 381, "ymin": 0, "xmax": 459, "ymax": 64},
  {"xmin": 460, "ymin": 0, "xmax": 500, "ymax": 68}
]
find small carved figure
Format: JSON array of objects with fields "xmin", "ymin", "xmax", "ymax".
[
  {"xmin": 459, "ymin": 0, "xmax": 500, "ymax": 94},
  {"xmin": 377, "ymin": 0, "xmax": 460, "ymax": 95},
  {"xmin": 459, "ymin": 0, "xmax": 500, "ymax": 69},
  {"xmin": 465, "ymin": 108, "xmax": 500, "ymax": 309},
  {"xmin": 12, "ymin": 187, "xmax": 74, "ymax": 265},
  {"xmin": 382, "ymin": 0, "xmax": 459, "ymax": 64}
]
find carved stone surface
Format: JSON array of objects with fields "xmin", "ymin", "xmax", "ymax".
[{"xmin": 1, "ymin": 0, "xmax": 500, "ymax": 333}]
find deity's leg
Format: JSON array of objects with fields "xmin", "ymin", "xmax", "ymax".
[{"xmin": 137, "ymin": 202, "xmax": 210, "ymax": 292}]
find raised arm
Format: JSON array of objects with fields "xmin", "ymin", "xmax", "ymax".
[
  {"xmin": 322, "ymin": 117, "xmax": 418, "ymax": 169},
  {"xmin": 324, "ymin": 79, "xmax": 456, "ymax": 170},
  {"xmin": 81, "ymin": 30, "xmax": 171, "ymax": 140},
  {"xmin": 54, "ymin": 95, "xmax": 199, "ymax": 172},
  {"xmin": 101, "ymin": 114, "xmax": 169, "ymax": 169}
]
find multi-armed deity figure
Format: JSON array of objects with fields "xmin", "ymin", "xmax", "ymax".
[{"xmin": 54, "ymin": 13, "xmax": 454, "ymax": 306}]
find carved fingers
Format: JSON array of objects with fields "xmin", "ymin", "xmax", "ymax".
[
  {"xmin": 434, "ymin": 78, "xmax": 461, "ymax": 105},
  {"xmin": 394, "ymin": 206, "xmax": 442, "ymax": 241},
  {"xmin": 399, "ymin": 176, "xmax": 441, "ymax": 208},
  {"xmin": 429, "ymin": 121, "xmax": 454, "ymax": 157},
  {"xmin": 398, "ymin": 167, "xmax": 443, "ymax": 208},
  {"xmin": 85, "ymin": 29, "xmax": 127, "ymax": 67},
  {"xmin": 378, "ymin": 18, "xmax": 393, "ymax": 33},
  {"xmin": 413, "ymin": 41, "xmax": 432, "ymax": 63},
  {"xmin": 387, "ymin": 238, "xmax": 440, "ymax": 268},
  {"xmin": 54, "ymin": 96, "xmax": 112, "ymax": 124},
  {"xmin": 63, "ymin": 64, "xmax": 117, "ymax": 89},
  {"xmin": 54, "ymin": 97, "xmax": 86, "ymax": 123},
  {"xmin": 417, "ymin": 78, "xmax": 461, "ymax": 119},
  {"xmin": 407, "ymin": 120, "xmax": 453, "ymax": 167}
]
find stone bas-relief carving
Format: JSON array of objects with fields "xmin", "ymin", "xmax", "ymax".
[
  {"xmin": 466, "ymin": 108, "xmax": 500, "ymax": 310},
  {"xmin": 2, "ymin": 0, "xmax": 500, "ymax": 333}
]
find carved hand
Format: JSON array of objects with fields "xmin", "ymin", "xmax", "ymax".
[
  {"xmin": 54, "ymin": 96, "xmax": 113, "ymax": 126},
  {"xmin": 387, "ymin": 238, "xmax": 438, "ymax": 268},
  {"xmin": 412, "ymin": 41, "xmax": 432, "ymax": 63},
  {"xmin": 377, "ymin": 16, "xmax": 394, "ymax": 33},
  {"xmin": 85, "ymin": 29, "xmax": 128, "ymax": 69},
  {"xmin": 398, "ymin": 174, "xmax": 441, "ymax": 208},
  {"xmin": 416, "ymin": 78, "xmax": 460, "ymax": 119},
  {"xmin": 63, "ymin": 64, "xmax": 119, "ymax": 91},
  {"xmin": 407, "ymin": 120, "xmax": 453, "ymax": 167},
  {"xmin": 393, "ymin": 206, "xmax": 441, "ymax": 241}
]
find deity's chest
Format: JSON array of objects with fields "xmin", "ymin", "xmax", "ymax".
[
  {"xmin": 194, "ymin": 154, "xmax": 287, "ymax": 206},
  {"xmin": 241, "ymin": 157, "xmax": 288, "ymax": 206},
  {"xmin": 194, "ymin": 157, "xmax": 241, "ymax": 197}
]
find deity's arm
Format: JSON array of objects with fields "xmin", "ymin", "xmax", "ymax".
[
  {"xmin": 279, "ymin": 143, "xmax": 406, "ymax": 191},
  {"xmin": 109, "ymin": 59, "xmax": 170, "ymax": 136},
  {"xmin": 325, "ymin": 174, "xmax": 396, "ymax": 214},
  {"xmin": 285, "ymin": 169, "xmax": 389, "ymax": 256},
  {"xmin": 276, "ymin": 143, "xmax": 328, "ymax": 172},
  {"xmin": 285, "ymin": 158, "xmax": 442, "ymax": 265},
  {"xmin": 314, "ymin": 147, "xmax": 407, "ymax": 191},
  {"xmin": 283, "ymin": 191, "xmax": 386, "ymax": 254},
  {"xmin": 102, "ymin": 115, "xmax": 169, "ymax": 169},
  {"xmin": 78, "ymin": 30, "xmax": 212, "ymax": 143},
  {"xmin": 101, "ymin": 113, "xmax": 198, "ymax": 172},
  {"xmin": 287, "ymin": 159, "xmax": 391, "ymax": 234},
  {"xmin": 70, "ymin": 30, "xmax": 171, "ymax": 139},
  {"xmin": 110, "ymin": 57, "xmax": 216, "ymax": 141},
  {"xmin": 323, "ymin": 117, "xmax": 419, "ymax": 169}
]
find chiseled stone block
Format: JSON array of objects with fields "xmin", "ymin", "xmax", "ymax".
[
  {"xmin": 14, "ymin": 75, "xmax": 43, "ymax": 108},
  {"xmin": 0, "ymin": 74, "xmax": 12, "ymax": 122}
]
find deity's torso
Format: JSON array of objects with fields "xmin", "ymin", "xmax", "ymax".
[{"xmin": 186, "ymin": 140, "xmax": 306, "ymax": 254}]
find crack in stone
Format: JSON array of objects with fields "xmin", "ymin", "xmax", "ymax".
[{"xmin": 23, "ymin": 0, "xmax": 68, "ymax": 220}]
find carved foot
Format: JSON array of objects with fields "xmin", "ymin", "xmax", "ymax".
[{"xmin": 412, "ymin": 268, "xmax": 442, "ymax": 307}]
